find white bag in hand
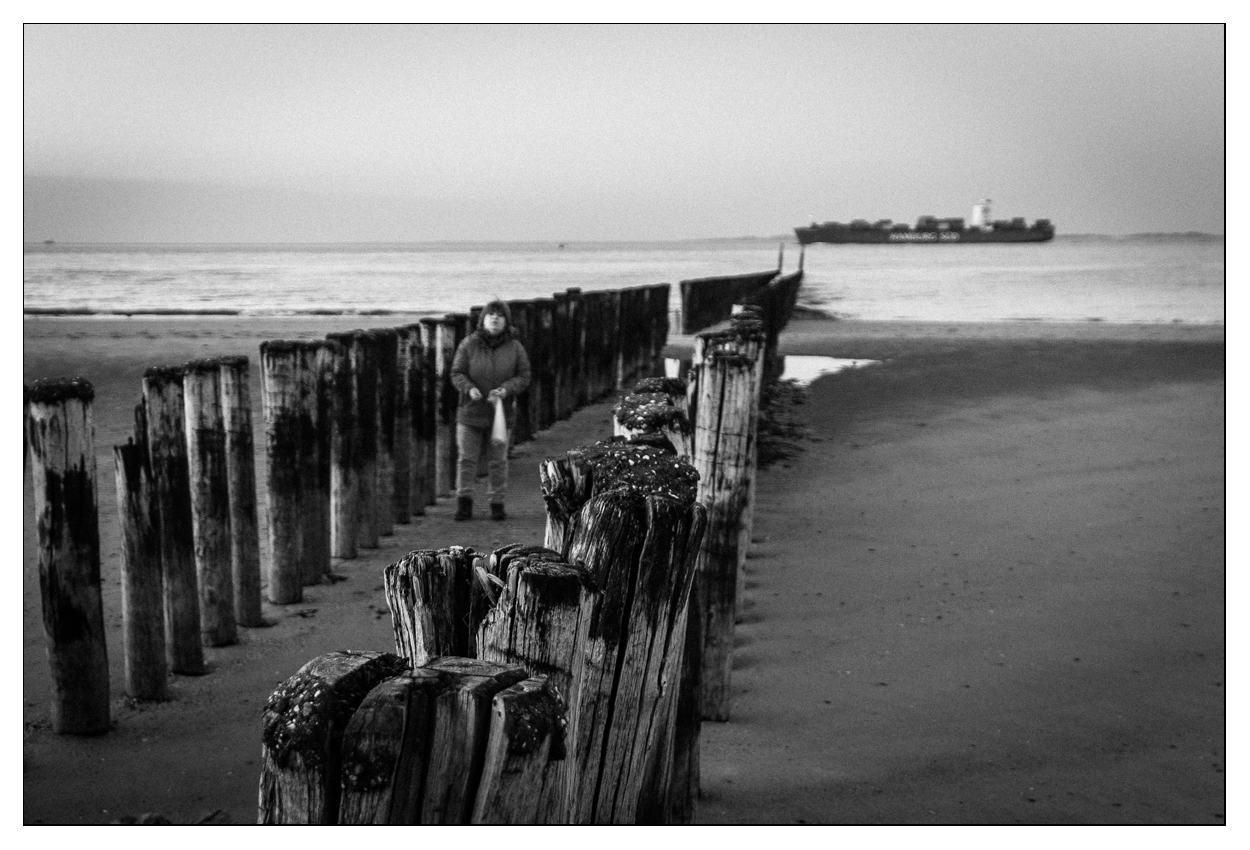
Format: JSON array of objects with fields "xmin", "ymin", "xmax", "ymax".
[{"xmin": 491, "ymin": 395, "xmax": 508, "ymax": 446}]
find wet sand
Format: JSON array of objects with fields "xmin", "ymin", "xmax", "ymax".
[{"xmin": 21, "ymin": 316, "xmax": 1225, "ymax": 825}]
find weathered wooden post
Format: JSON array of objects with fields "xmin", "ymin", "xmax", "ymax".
[
  {"xmin": 392, "ymin": 326, "xmax": 413, "ymax": 524},
  {"xmin": 613, "ymin": 387, "xmax": 692, "ymax": 460},
  {"xmin": 183, "ymin": 359, "xmax": 237, "ymax": 646},
  {"xmin": 372, "ymin": 328, "xmax": 398, "ymax": 537},
  {"xmin": 311, "ymin": 341, "xmax": 337, "ymax": 573},
  {"xmin": 649, "ymin": 284, "xmax": 671, "ymax": 377},
  {"xmin": 616, "ymin": 286, "xmax": 639, "ymax": 389},
  {"xmin": 550, "ymin": 291, "xmax": 571, "ymax": 421},
  {"xmin": 560, "ymin": 444, "xmax": 705, "ymax": 824},
  {"xmin": 355, "ymin": 331, "xmax": 382, "ymax": 548},
  {"xmin": 470, "ymin": 675, "xmax": 568, "ymax": 824},
  {"xmin": 537, "ymin": 450, "xmax": 592, "ymax": 556},
  {"xmin": 603, "ymin": 288, "xmax": 623, "ymax": 392},
  {"xmin": 398, "ymin": 324, "xmax": 428, "ymax": 517},
  {"xmin": 415, "ymin": 656, "xmax": 529, "ymax": 824},
  {"xmin": 264, "ymin": 651, "xmax": 565, "ymax": 825},
  {"xmin": 142, "ymin": 365, "xmax": 206, "ymax": 674},
  {"xmin": 259, "ymin": 341, "xmax": 305, "ymax": 604},
  {"xmin": 383, "ymin": 544, "xmax": 560, "ymax": 667},
  {"xmin": 534, "ymin": 297, "xmax": 557, "ymax": 431},
  {"xmin": 326, "ymin": 332, "xmax": 360, "ymax": 559},
  {"xmin": 565, "ymin": 288, "xmax": 587, "ymax": 408},
  {"xmin": 477, "ymin": 553, "xmax": 593, "ymax": 822},
  {"xmin": 114, "ymin": 435, "xmax": 169, "ymax": 702},
  {"xmin": 578, "ymin": 290, "xmax": 601, "ymax": 402},
  {"xmin": 335, "ymin": 656, "xmax": 539, "ymax": 825},
  {"xmin": 690, "ymin": 314, "xmax": 765, "ymax": 721},
  {"xmin": 728, "ymin": 305, "xmax": 768, "ymax": 567},
  {"xmin": 296, "ymin": 340, "xmax": 335, "ymax": 582},
  {"xmin": 336, "ymin": 666, "xmax": 444, "ymax": 824},
  {"xmin": 384, "ymin": 547, "xmax": 475, "ymax": 667},
  {"xmin": 434, "ymin": 316, "xmax": 458, "ymax": 497},
  {"xmin": 27, "ymin": 378, "xmax": 111, "ymax": 734},
  {"xmin": 505, "ymin": 300, "xmax": 533, "ymax": 444},
  {"xmin": 535, "ymin": 439, "xmax": 705, "ymax": 822},
  {"xmin": 617, "ymin": 379, "xmax": 699, "ymax": 823},
  {"xmin": 219, "ymin": 356, "xmax": 264, "ymax": 627},
  {"xmin": 258, "ymin": 650, "xmax": 410, "ymax": 824},
  {"xmin": 417, "ymin": 319, "xmax": 441, "ymax": 508}
]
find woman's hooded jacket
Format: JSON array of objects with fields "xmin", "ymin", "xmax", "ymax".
[{"xmin": 449, "ymin": 300, "xmax": 532, "ymax": 429}]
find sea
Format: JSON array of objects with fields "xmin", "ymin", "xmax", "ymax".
[{"xmin": 22, "ymin": 236, "xmax": 1225, "ymax": 326}]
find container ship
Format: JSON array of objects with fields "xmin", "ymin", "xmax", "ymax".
[{"xmin": 795, "ymin": 199, "xmax": 1054, "ymax": 245}]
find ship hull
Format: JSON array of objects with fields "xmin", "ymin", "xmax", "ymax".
[{"xmin": 795, "ymin": 226, "xmax": 1054, "ymax": 245}]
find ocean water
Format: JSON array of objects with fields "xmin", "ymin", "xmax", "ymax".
[{"xmin": 22, "ymin": 236, "xmax": 1224, "ymax": 325}]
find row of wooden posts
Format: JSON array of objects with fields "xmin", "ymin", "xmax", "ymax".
[
  {"xmin": 257, "ymin": 307, "xmax": 771, "ymax": 823},
  {"xmin": 24, "ymin": 283, "xmax": 671, "ymax": 735}
]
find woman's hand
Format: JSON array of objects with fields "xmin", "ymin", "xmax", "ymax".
[
  {"xmin": 487, "ymin": 387, "xmax": 506, "ymax": 402},
  {"xmin": 469, "ymin": 387, "xmax": 483, "ymax": 401}
]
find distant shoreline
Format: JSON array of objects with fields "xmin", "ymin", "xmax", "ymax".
[{"xmin": 21, "ymin": 232, "xmax": 1225, "ymax": 249}]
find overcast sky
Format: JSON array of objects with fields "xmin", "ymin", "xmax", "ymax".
[{"xmin": 23, "ymin": 23, "xmax": 1225, "ymax": 242}]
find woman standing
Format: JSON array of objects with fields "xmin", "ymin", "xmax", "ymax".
[{"xmin": 449, "ymin": 300, "xmax": 532, "ymax": 521}]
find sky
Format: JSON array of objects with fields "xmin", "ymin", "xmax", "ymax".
[{"xmin": 22, "ymin": 23, "xmax": 1226, "ymax": 242}]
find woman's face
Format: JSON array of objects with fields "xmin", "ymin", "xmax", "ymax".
[{"xmin": 483, "ymin": 312, "xmax": 507, "ymax": 335}]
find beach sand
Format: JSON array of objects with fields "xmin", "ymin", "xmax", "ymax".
[{"xmin": 21, "ymin": 317, "xmax": 1225, "ymax": 825}]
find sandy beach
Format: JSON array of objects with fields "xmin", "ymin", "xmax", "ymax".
[{"xmin": 21, "ymin": 316, "xmax": 1225, "ymax": 825}]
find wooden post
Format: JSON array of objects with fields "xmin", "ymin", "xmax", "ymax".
[
  {"xmin": 616, "ymin": 287, "xmax": 638, "ymax": 389},
  {"xmin": 183, "ymin": 359, "xmax": 237, "ymax": 646},
  {"xmin": 669, "ymin": 581, "xmax": 703, "ymax": 824},
  {"xmin": 534, "ymin": 439, "xmax": 704, "ymax": 823},
  {"xmin": 650, "ymin": 284, "xmax": 671, "ymax": 377},
  {"xmin": 114, "ymin": 437, "xmax": 169, "ymax": 702},
  {"xmin": 418, "ymin": 656, "xmax": 528, "ymax": 824},
  {"xmin": 538, "ymin": 450, "xmax": 593, "ymax": 556},
  {"xmin": 312, "ymin": 341, "xmax": 337, "ymax": 573},
  {"xmin": 372, "ymin": 328, "xmax": 398, "ymax": 536},
  {"xmin": 505, "ymin": 301, "xmax": 532, "ymax": 444},
  {"xmin": 535, "ymin": 298, "xmax": 557, "ymax": 431},
  {"xmin": 564, "ymin": 486, "xmax": 706, "ymax": 823},
  {"xmin": 298, "ymin": 341, "xmax": 334, "ymax": 580},
  {"xmin": 634, "ymin": 376, "xmax": 689, "ymax": 415},
  {"xmin": 614, "ymin": 378, "xmax": 698, "ymax": 823},
  {"xmin": 397, "ymin": 325, "xmax": 424, "ymax": 517},
  {"xmin": 259, "ymin": 341, "xmax": 304, "ymax": 604},
  {"xmin": 477, "ymin": 555, "xmax": 593, "ymax": 823},
  {"xmin": 613, "ymin": 390, "xmax": 693, "ymax": 460},
  {"xmin": 392, "ymin": 327, "xmax": 413, "ymax": 524},
  {"xmin": 27, "ymin": 378, "xmax": 111, "ymax": 734},
  {"xmin": 434, "ymin": 317, "xmax": 457, "ymax": 497},
  {"xmin": 324, "ymin": 333, "xmax": 358, "ymax": 559},
  {"xmin": 690, "ymin": 316, "xmax": 765, "ymax": 721},
  {"xmin": 550, "ymin": 291, "xmax": 571, "ymax": 421},
  {"xmin": 258, "ymin": 650, "xmax": 410, "ymax": 824},
  {"xmin": 578, "ymin": 290, "xmax": 600, "ymax": 402},
  {"xmin": 383, "ymin": 547, "xmax": 476, "ymax": 666},
  {"xmin": 471, "ymin": 676, "xmax": 568, "ymax": 824},
  {"xmin": 417, "ymin": 319, "xmax": 440, "ymax": 508},
  {"xmin": 355, "ymin": 331, "xmax": 381, "ymax": 548},
  {"xmin": 565, "ymin": 288, "xmax": 587, "ymax": 408},
  {"xmin": 219, "ymin": 356, "xmax": 264, "ymax": 627},
  {"xmin": 338, "ymin": 667, "xmax": 443, "ymax": 824},
  {"xmin": 142, "ymin": 365, "xmax": 206, "ymax": 674},
  {"xmin": 477, "ymin": 555, "xmax": 590, "ymax": 723},
  {"xmin": 449, "ymin": 314, "xmax": 473, "ymax": 465},
  {"xmin": 603, "ymin": 289, "xmax": 622, "ymax": 392}
]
